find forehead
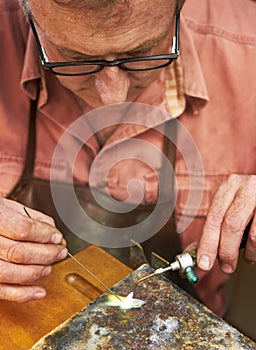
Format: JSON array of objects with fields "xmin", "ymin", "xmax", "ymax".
[{"xmin": 29, "ymin": 0, "xmax": 176, "ymax": 55}]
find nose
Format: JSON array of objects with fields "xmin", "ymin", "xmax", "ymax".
[{"xmin": 94, "ymin": 66, "xmax": 130, "ymax": 105}]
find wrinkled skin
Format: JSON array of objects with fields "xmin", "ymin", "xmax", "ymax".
[
  {"xmin": 0, "ymin": 198, "xmax": 67, "ymax": 302},
  {"xmin": 1, "ymin": 0, "xmax": 256, "ymax": 303},
  {"xmin": 1, "ymin": 0, "xmax": 176, "ymax": 302},
  {"xmin": 197, "ymin": 175, "xmax": 256, "ymax": 273},
  {"xmin": 30, "ymin": 0, "xmax": 175, "ymax": 108}
]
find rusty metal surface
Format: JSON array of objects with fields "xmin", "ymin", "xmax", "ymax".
[{"xmin": 32, "ymin": 265, "xmax": 256, "ymax": 350}]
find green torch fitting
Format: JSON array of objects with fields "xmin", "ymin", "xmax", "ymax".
[{"xmin": 185, "ymin": 266, "xmax": 199, "ymax": 284}]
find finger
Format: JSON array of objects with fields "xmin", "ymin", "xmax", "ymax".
[
  {"xmin": 218, "ymin": 212, "xmax": 249, "ymax": 273},
  {"xmin": 218, "ymin": 186, "xmax": 256, "ymax": 273},
  {"xmin": 0, "ymin": 206, "xmax": 63, "ymax": 244},
  {"xmin": 23, "ymin": 206, "xmax": 56, "ymax": 226},
  {"xmin": 3, "ymin": 198, "xmax": 56, "ymax": 226},
  {"xmin": 0, "ymin": 284, "xmax": 47, "ymax": 303},
  {"xmin": 243, "ymin": 216, "xmax": 256, "ymax": 263},
  {"xmin": 0, "ymin": 236, "xmax": 68, "ymax": 265},
  {"xmin": 197, "ymin": 175, "xmax": 243, "ymax": 271},
  {"xmin": 0, "ymin": 260, "xmax": 52, "ymax": 284}
]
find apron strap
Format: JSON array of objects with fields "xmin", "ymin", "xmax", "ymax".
[
  {"xmin": 7, "ymin": 81, "xmax": 39, "ymax": 198},
  {"xmin": 22, "ymin": 82, "xmax": 39, "ymax": 179}
]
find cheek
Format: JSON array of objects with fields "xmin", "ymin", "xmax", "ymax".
[
  {"xmin": 128, "ymin": 69, "xmax": 161, "ymax": 87},
  {"xmin": 56, "ymin": 70, "xmax": 158, "ymax": 93},
  {"xmin": 56, "ymin": 75, "xmax": 94, "ymax": 92},
  {"xmin": 55, "ymin": 69, "xmax": 162, "ymax": 104}
]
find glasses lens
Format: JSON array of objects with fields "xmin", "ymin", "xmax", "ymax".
[
  {"xmin": 52, "ymin": 64, "xmax": 100, "ymax": 75},
  {"xmin": 122, "ymin": 58, "xmax": 173, "ymax": 71}
]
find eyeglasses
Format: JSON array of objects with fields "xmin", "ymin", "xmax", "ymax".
[{"xmin": 28, "ymin": 13, "xmax": 180, "ymax": 76}]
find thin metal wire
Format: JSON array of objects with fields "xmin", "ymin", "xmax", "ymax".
[
  {"xmin": 23, "ymin": 206, "xmax": 123, "ymax": 302},
  {"xmin": 66, "ymin": 252, "xmax": 122, "ymax": 299}
]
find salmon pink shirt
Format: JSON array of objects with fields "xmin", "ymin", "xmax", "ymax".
[{"xmin": 0, "ymin": 0, "xmax": 256, "ymax": 316}]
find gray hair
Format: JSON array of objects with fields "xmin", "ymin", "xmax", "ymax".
[{"xmin": 20, "ymin": 0, "xmax": 31, "ymax": 16}]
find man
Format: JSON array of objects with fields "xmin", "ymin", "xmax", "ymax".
[{"xmin": 0, "ymin": 0, "xmax": 255, "ymax": 318}]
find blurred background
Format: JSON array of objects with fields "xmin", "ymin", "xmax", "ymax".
[{"xmin": 225, "ymin": 251, "xmax": 256, "ymax": 341}]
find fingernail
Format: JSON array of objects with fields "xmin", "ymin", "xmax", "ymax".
[
  {"xmin": 57, "ymin": 248, "xmax": 68, "ymax": 260},
  {"xmin": 198, "ymin": 255, "xmax": 211, "ymax": 270},
  {"xmin": 41, "ymin": 266, "xmax": 52, "ymax": 277},
  {"xmin": 221, "ymin": 263, "xmax": 233, "ymax": 274},
  {"xmin": 33, "ymin": 290, "xmax": 46, "ymax": 299},
  {"xmin": 51, "ymin": 232, "xmax": 63, "ymax": 244}
]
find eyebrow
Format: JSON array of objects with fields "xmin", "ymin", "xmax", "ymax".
[{"xmin": 50, "ymin": 32, "xmax": 170, "ymax": 61}]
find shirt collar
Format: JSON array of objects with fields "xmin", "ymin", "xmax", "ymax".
[
  {"xmin": 178, "ymin": 13, "xmax": 209, "ymax": 114},
  {"xmin": 20, "ymin": 30, "xmax": 47, "ymax": 105}
]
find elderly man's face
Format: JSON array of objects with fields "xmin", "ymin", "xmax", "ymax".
[{"xmin": 29, "ymin": 0, "xmax": 176, "ymax": 108}]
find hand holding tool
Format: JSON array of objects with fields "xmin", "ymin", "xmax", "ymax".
[
  {"xmin": 133, "ymin": 250, "xmax": 198, "ymax": 289},
  {"xmin": 133, "ymin": 218, "xmax": 252, "ymax": 288},
  {"xmin": 23, "ymin": 207, "xmax": 124, "ymax": 302}
]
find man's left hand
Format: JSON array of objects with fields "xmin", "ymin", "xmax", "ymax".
[{"xmin": 197, "ymin": 174, "xmax": 256, "ymax": 273}]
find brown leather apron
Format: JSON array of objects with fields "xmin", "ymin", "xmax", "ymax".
[{"xmin": 7, "ymin": 87, "xmax": 198, "ymax": 298}]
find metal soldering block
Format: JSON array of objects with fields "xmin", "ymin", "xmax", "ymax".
[{"xmin": 31, "ymin": 265, "xmax": 256, "ymax": 350}]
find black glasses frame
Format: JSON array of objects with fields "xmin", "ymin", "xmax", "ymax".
[{"xmin": 28, "ymin": 13, "xmax": 180, "ymax": 76}]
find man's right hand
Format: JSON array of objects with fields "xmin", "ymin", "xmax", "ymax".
[{"xmin": 0, "ymin": 198, "xmax": 68, "ymax": 303}]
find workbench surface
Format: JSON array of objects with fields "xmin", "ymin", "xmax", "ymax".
[
  {"xmin": 0, "ymin": 245, "xmax": 131, "ymax": 350},
  {"xmin": 1, "ymin": 246, "xmax": 256, "ymax": 350},
  {"xmin": 32, "ymin": 264, "xmax": 256, "ymax": 350}
]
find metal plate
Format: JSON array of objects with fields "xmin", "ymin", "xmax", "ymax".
[{"xmin": 32, "ymin": 265, "xmax": 256, "ymax": 350}]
